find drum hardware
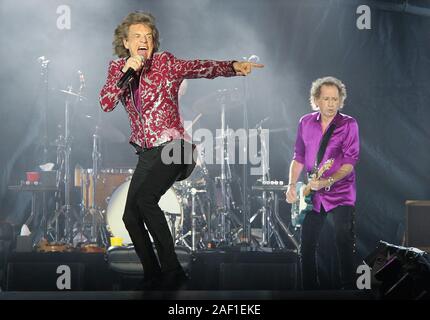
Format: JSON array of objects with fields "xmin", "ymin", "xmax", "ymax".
[
  {"xmin": 190, "ymin": 188, "xmax": 207, "ymax": 252},
  {"xmin": 37, "ymin": 55, "xmax": 50, "ymax": 164},
  {"xmin": 212, "ymin": 90, "xmax": 244, "ymax": 246},
  {"xmin": 194, "ymin": 88, "xmax": 253, "ymax": 247},
  {"xmin": 249, "ymin": 121, "xmax": 290, "ymax": 249},
  {"xmin": 88, "ymin": 123, "xmax": 102, "ymax": 244},
  {"xmin": 251, "ymin": 180, "xmax": 300, "ymax": 251},
  {"xmin": 176, "ymin": 230, "xmax": 192, "ymax": 250},
  {"xmin": 166, "ymin": 175, "xmax": 214, "ymax": 250},
  {"xmin": 47, "ymin": 71, "xmax": 110, "ymax": 250},
  {"xmin": 48, "ymin": 77, "xmax": 86, "ymax": 245},
  {"xmin": 165, "ymin": 212, "xmax": 178, "ymax": 246}
]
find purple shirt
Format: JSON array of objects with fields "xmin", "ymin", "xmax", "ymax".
[{"xmin": 293, "ymin": 112, "xmax": 360, "ymax": 212}]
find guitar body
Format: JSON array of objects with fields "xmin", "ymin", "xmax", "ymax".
[
  {"xmin": 291, "ymin": 182, "xmax": 313, "ymax": 228},
  {"xmin": 289, "ymin": 158, "xmax": 334, "ymax": 228}
]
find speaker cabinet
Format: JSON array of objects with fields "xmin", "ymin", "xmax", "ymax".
[{"xmin": 405, "ymin": 200, "xmax": 430, "ymax": 252}]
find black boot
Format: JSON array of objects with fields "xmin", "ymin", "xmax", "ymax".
[{"xmin": 160, "ymin": 269, "xmax": 189, "ymax": 290}]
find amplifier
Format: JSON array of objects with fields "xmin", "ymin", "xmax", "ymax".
[{"xmin": 405, "ymin": 200, "xmax": 430, "ymax": 252}]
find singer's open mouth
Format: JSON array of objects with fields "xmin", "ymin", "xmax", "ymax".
[{"xmin": 137, "ymin": 46, "xmax": 147, "ymax": 55}]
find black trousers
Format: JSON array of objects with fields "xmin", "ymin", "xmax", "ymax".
[
  {"xmin": 122, "ymin": 140, "xmax": 192, "ymax": 280},
  {"xmin": 300, "ymin": 205, "xmax": 356, "ymax": 290}
]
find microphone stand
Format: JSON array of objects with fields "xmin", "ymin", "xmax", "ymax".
[
  {"xmin": 38, "ymin": 56, "xmax": 50, "ymax": 164},
  {"xmin": 240, "ymin": 54, "xmax": 260, "ymax": 246},
  {"xmin": 59, "ymin": 73, "xmax": 86, "ymax": 245},
  {"xmin": 242, "ymin": 66, "xmax": 250, "ymax": 245}
]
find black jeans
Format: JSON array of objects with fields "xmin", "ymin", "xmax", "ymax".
[
  {"xmin": 122, "ymin": 140, "xmax": 192, "ymax": 282},
  {"xmin": 300, "ymin": 205, "xmax": 356, "ymax": 290}
]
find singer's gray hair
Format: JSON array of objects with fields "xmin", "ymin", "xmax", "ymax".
[
  {"xmin": 113, "ymin": 11, "xmax": 160, "ymax": 58},
  {"xmin": 309, "ymin": 76, "xmax": 347, "ymax": 110}
]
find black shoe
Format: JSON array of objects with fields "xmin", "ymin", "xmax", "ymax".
[
  {"xmin": 160, "ymin": 270, "xmax": 189, "ymax": 290},
  {"xmin": 136, "ymin": 275, "xmax": 162, "ymax": 291}
]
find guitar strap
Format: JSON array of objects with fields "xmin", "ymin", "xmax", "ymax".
[{"xmin": 312, "ymin": 123, "xmax": 336, "ymax": 175}]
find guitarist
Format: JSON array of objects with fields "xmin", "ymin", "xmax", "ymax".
[{"xmin": 285, "ymin": 77, "xmax": 360, "ymax": 290}]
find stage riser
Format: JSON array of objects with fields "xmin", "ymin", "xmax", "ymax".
[
  {"xmin": 5, "ymin": 250, "xmax": 299, "ymax": 291},
  {"xmin": 189, "ymin": 251, "xmax": 299, "ymax": 290},
  {"xmin": 5, "ymin": 253, "xmax": 115, "ymax": 291}
]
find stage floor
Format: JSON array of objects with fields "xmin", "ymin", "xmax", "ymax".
[{"xmin": 0, "ymin": 290, "xmax": 375, "ymax": 300}]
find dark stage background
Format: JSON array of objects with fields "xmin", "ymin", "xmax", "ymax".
[{"xmin": 0, "ymin": 0, "xmax": 429, "ymax": 264}]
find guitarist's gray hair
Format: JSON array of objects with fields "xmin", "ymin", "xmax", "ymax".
[{"xmin": 310, "ymin": 76, "xmax": 347, "ymax": 110}]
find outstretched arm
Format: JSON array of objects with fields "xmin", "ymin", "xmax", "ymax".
[{"xmin": 168, "ymin": 52, "xmax": 264, "ymax": 80}]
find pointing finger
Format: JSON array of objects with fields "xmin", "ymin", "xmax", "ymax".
[{"xmin": 250, "ymin": 63, "xmax": 264, "ymax": 68}]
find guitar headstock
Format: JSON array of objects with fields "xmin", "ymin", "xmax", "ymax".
[{"xmin": 316, "ymin": 158, "xmax": 334, "ymax": 179}]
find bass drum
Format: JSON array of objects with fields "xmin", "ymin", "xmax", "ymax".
[{"xmin": 106, "ymin": 180, "xmax": 183, "ymax": 245}]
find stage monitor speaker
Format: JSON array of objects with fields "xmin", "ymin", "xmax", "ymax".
[
  {"xmin": 405, "ymin": 200, "xmax": 430, "ymax": 252},
  {"xmin": 6, "ymin": 262, "xmax": 85, "ymax": 291},
  {"xmin": 365, "ymin": 241, "xmax": 430, "ymax": 300},
  {"xmin": 219, "ymin": 262, "xmax": 297, "ymax": 290}
]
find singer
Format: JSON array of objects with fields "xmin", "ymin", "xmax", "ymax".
[{"xmin": 99, "ymin": 11, "xmax": 263, "ymax": 290}]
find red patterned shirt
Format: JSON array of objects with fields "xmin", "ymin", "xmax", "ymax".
[{"xmin": 99, "ymin": 51, "xmax": 236, "ymax": 149}]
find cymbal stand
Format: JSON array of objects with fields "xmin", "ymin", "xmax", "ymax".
[
  {"xmin": 191, "ymin": 188, "xmax": 206, "ymax": 252},
  {"xmin": 38, "ymin": 56, "xmax": 50, "ymax": 164},
  {"xmin": 61, "ymin": 86, "xmax": 74, "ymax": 244},
  {"xmin": 198, "ymin": 146, "xmax": 212, "ymax": 242},
  {"xmin": 88, "ymin": 126, "xmax": 103, "ymax": 243},
  {"xmin": 241, "ymin": 66, "xmax": 251, "ymax": 244},
  {"xmin": 252, "ymin": 126, "xmax": 284, "ymax": 248},
  {"xmin": 166, "ymin": 213, "xmax": 178, "ymax": 246},
  {"xmin": 53, "ymin": 84, "xmax": 84, "ymax": 244},
  {"xmin": 50, "ymin": 128, "xmax": 65, "ymax": 242},
  {"xmin": 47, "ymin": 71, "xmax": 86, "ymax": 244},
  {"xmin": 216, "ymin": 94, "xmax": 234, "ymax": 244},
  {"xmin": 249, "ymin": 127, "xmax": 299, "ymax": 251},
  {"xmin": 259, "ymin": 125, "xmax": 269, "ymax": 246},
  {"xmin": 176, "ymin": 230, "xmax": 192, "ymax": 250},
  {"xmin": 48, "ymin": 87, "xmax": 74, "ymax": 244}
]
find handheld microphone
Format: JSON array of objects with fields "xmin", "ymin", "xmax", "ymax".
[
  {"xmin": 117, "ymin": 56, "xmax": 144, "ymax": 89},
  {"xmin": 248, "ymin": 54, "xmax": 260, "ymax": 63}
]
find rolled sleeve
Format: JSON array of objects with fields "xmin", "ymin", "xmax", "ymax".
[
  {"xmin": 292, "ymin": 121, "xmax": 305, "ymax": 164},
  {"xmin": 342, "ymin": 119, "xmax": 360, "ymax": 166}
]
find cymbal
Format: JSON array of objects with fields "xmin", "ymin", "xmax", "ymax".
[
  {"xmin": 192, "ymin": 88, "xmax": 243, "ymax": 114},
  {"xmin": 80, "ymin": 114, "xmax": 127, "ymax": 143},
  {"xmin": 59, "ymin": 88, "xmax": 87, "ymax": 100}
]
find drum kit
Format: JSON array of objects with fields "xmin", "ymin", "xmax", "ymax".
[
  {"xmin": 30, "ymin": 55, "xmax": 298, "ymax": 253},
  {"xmin": 71, "ymin": 139, "xmax": 236, "ymax": 251},
  {"xmin": 35, "ymin": 80, "xmax": 247, "ymax": 253}
]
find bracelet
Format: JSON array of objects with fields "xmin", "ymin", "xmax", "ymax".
[
  {"xmin": 325, "ymin": 177, "xmax": 335, "ymax": 192},
  {"xmin": 287, "ymin": 183, "xmax": 296, "ymax": 187}
]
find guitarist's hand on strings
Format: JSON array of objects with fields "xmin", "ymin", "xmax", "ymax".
[
  {"xmin": 285, "ymin": 184, "xmax": 297, "ymax": 204},
  {"xmin": 309, "ymin": 179, "xmax": 330, "ymax": 191}
]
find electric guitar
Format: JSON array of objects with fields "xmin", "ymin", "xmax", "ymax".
[{"xmin": 290, "ymin": 158, "xmax": 334, "ymax": 228}]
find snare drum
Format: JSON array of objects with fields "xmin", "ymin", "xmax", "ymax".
[{"xmin": 106, "ymin": 180, "xmax": 183, "ymax": 245}]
